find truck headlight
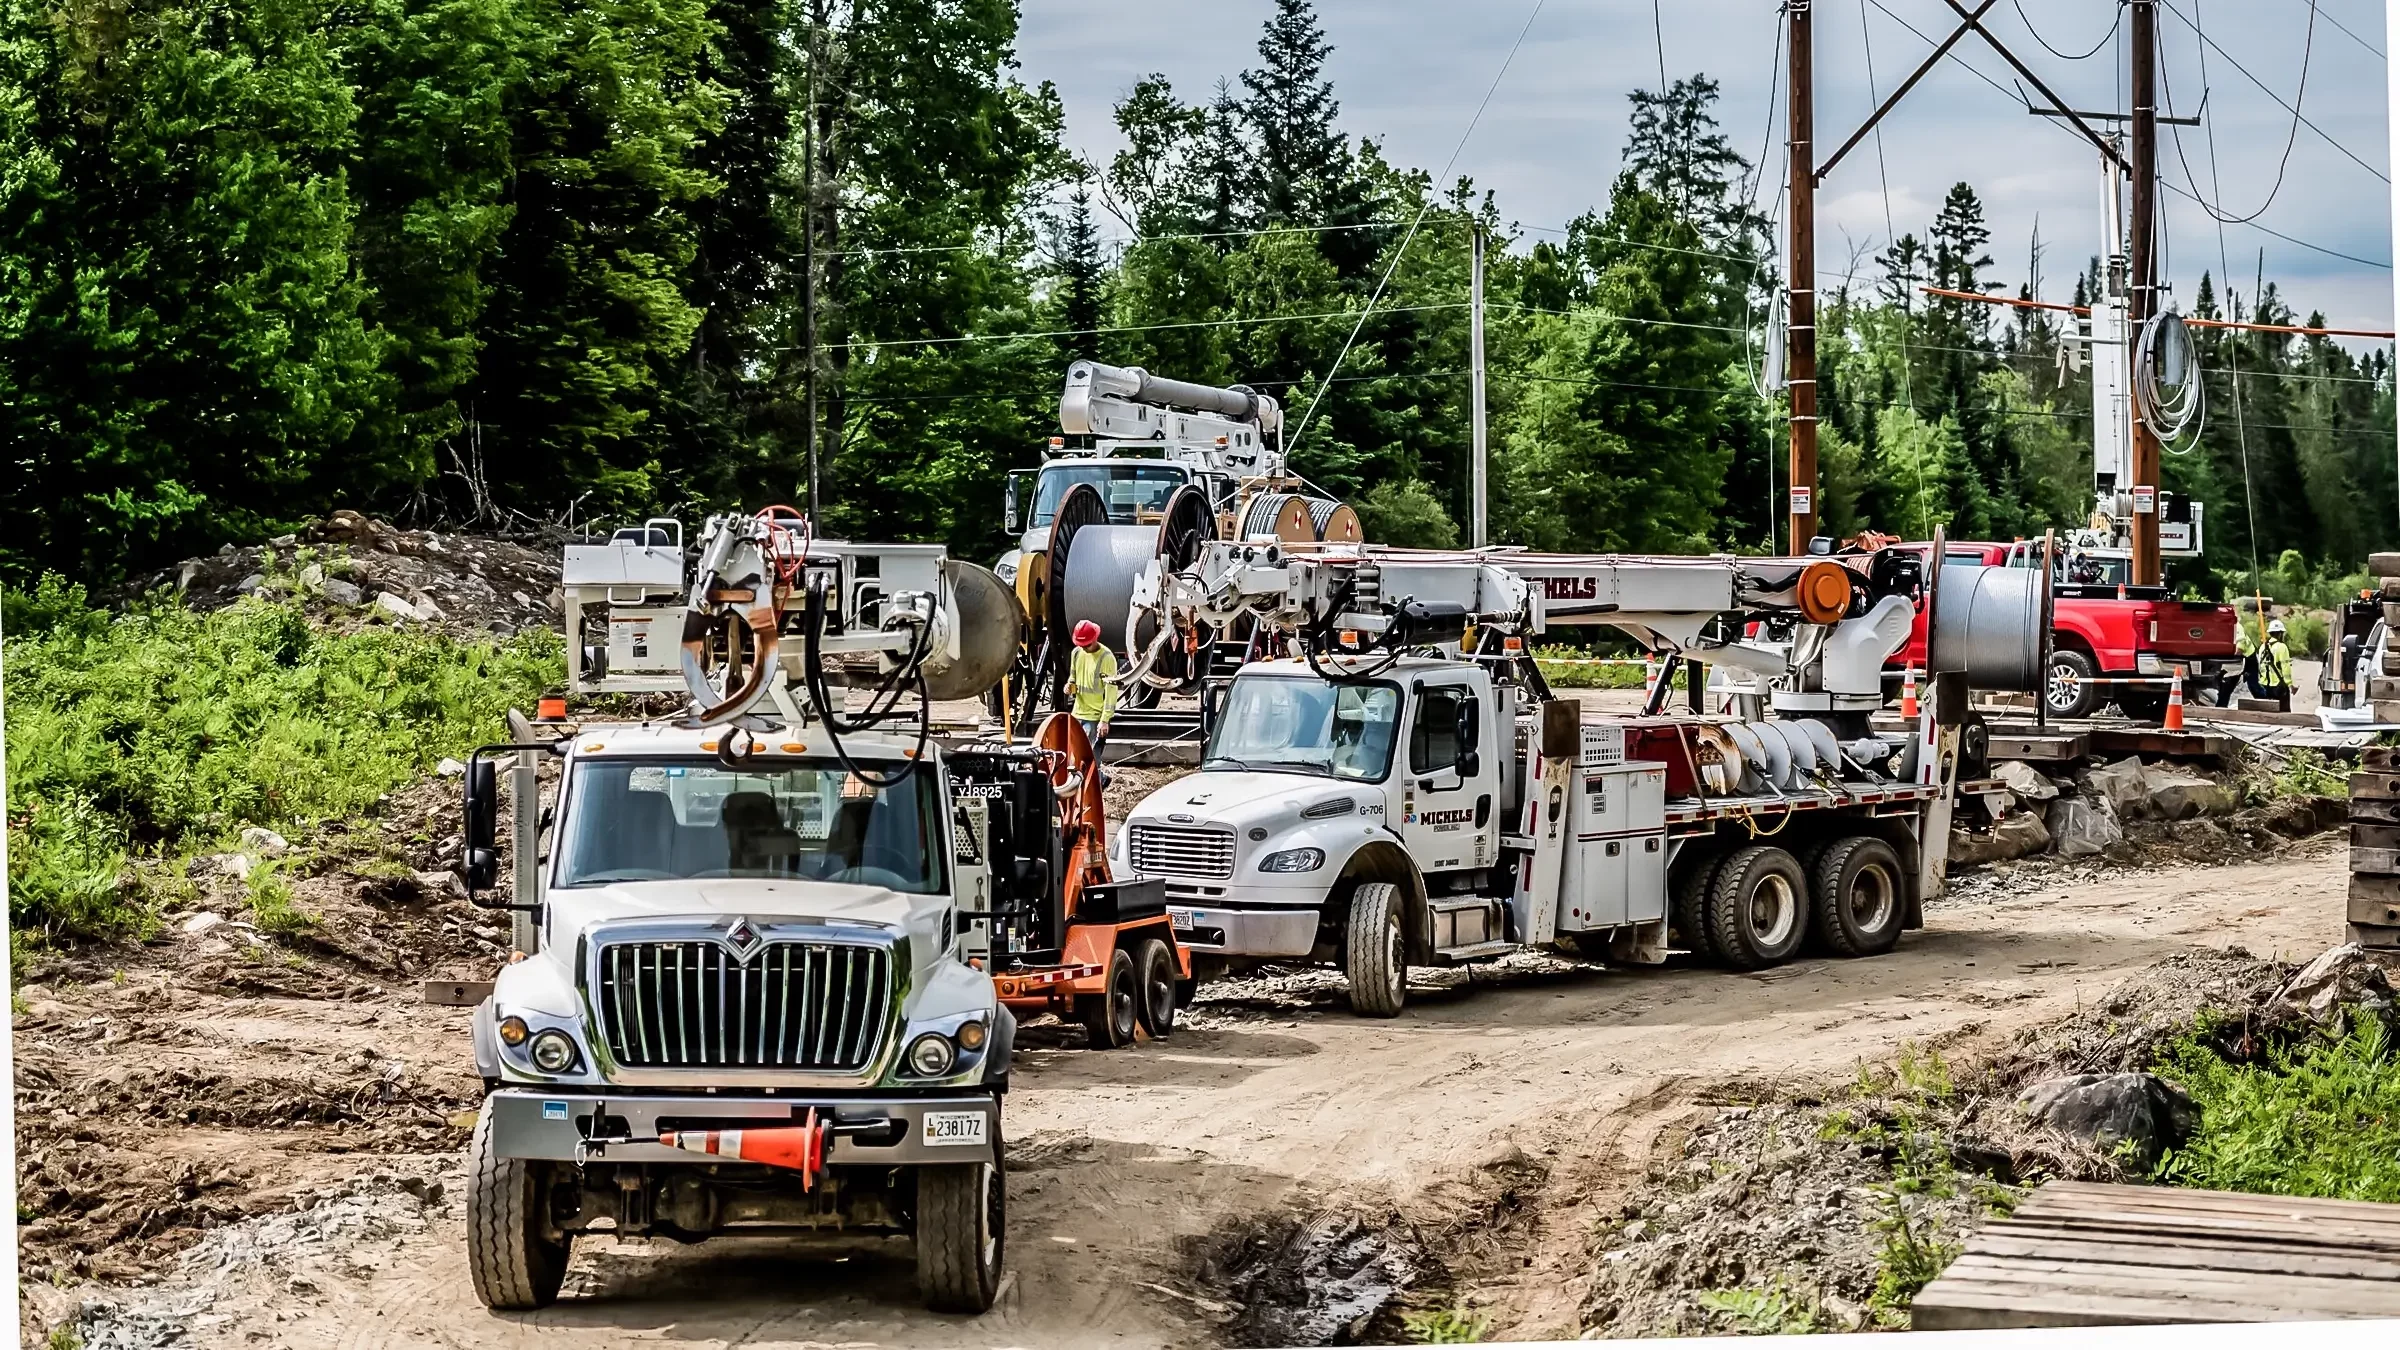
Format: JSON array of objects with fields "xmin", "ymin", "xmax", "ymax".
[
  {"xmin": 906, "ymin": 1033, "xmax": 957, "ymax": 1077},
  {"xmin": 1258, "ymin": 847, "xmax": 1325, "ymax": 873},
  {"xmin": 529, "ymin": 1029, "xmax": 582, "ymax": 1074}
]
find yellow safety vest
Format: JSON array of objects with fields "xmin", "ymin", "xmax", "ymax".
[
  {"xmin": 1070, "ymin": 643, "xmax": 1119, "ymax": 721},
  {"xmin": 2261, "ymin": 639, "xmax": 2293, "ymax": 689}
]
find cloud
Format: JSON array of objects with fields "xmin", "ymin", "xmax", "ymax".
[{"xmin": 1016, "ymin": 0, "xmax": 2395, "ymax": 329}]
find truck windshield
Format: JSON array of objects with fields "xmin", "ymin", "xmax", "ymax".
[
  {"xmin": 554, "ymin": 759, "xmax": 946, "ymax": 893},
  {"xmin": 1205, "ymin": 678, "xmax": 1400, "ymax": 781},
  {"xmin": 1031, "ymin": 464, "xmax": 1187, "ymax": 526}
]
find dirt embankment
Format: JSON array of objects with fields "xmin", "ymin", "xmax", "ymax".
[{"xmin": 14, "ymin": 769, "xmax": 513, "ymax": 1330}]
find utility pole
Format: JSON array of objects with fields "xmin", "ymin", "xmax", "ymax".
[
  {"xmin": 2127, "ymin": 0, "xmax": 2161, "ymax": 586},
  {"xmin": 1786, "ymin": 0, "xmax": 1818, "ymax": 554},
  {"xmin": 2386, "ymin": 0, "xmax": 2400, "ymax": 532},
  {"xmin": 1470, "ymin": 223, "xmax": 1488, "ymax": 547}
]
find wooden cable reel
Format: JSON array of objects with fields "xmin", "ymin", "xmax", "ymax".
[{"xmin": 1240, "ymin": 492, "xmax": 1315, "ymax": 543}]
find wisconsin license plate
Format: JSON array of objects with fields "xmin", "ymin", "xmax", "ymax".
[
  {"xmin": 1169, "ymin": 907, "xmax": 1196, "ymax": 932},
  {"xmin": 921, "ymin": 1110, "xmax": 987, "ymax": 1148}
]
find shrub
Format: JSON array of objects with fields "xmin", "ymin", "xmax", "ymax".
[
  {"xmin": 2153, "ymin": 1017, "xmax": 2400, "ymax": 1202},
  {"xmin": 4, "ymin": 578, "xmax": 559, "ymax": 942}
]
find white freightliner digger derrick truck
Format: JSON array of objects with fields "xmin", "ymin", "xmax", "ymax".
[
  {"xmin": 1108, "ymin": 539, "xmax": 2042, "ymax": 1015},
  {"xmin": 445, "ymin": 511, "xmax": 1179, "ymax": 1314}
]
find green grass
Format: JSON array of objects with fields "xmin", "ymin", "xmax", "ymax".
[
  {"xmin": 2153, "ymin": 1017, "xmax": 2400, "ymax": 1202},
  {"xmin": 2268, "ymin": 747, "xmax": 2348, "ymax": 800},
  {"xmin": 4, "ymin": 573, "xmax": 558, "ymax": 946},
  {"xmin": 1401, "ymin": 1307, "xmax": 1490, "ymax": 1344},
  {"xmin": 1695, "ymin": 1281, "xmax": 1824, "ymax": 1335},
  {"xmin": 1530, "ymin": 643, "xmax": 1688, "ymax": 691}
]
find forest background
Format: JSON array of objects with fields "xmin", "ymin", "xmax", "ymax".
[{"xmin": 4, "ymin": 0, "xmax": 2391, "ymax": 605}]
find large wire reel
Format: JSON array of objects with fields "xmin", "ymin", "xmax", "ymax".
[
  {"xmin": 2134, "ymin": 310, "xmax": 2204, "ymax": 445},
  {"xmin": 1060, "ymin": 483, "xmax": 1219, "ymax": 702}
]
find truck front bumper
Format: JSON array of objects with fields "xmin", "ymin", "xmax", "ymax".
[
  {"xmin": 486, "ymin": 1089, "xmax": 998, "ymax": 1166},
  {"xmin": 1164, "ymin": 900, "xmax": 1320, "ymax": 957}
]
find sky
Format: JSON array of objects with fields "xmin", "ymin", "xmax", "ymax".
[{"xmin": 1015, "ymin": 0, "xmax": 2395, "ymax": 337}]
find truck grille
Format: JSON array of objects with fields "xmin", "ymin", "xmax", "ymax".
[
  {"xmin": 594, "ymin": 940, "xmax": 891, "ymax": 1072},
  {"xmin": 1128, "ymin": 824, "xmax": 1237, "ymax": 880}
]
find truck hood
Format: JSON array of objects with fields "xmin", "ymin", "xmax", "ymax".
[
  {"xmin": 547, "ymin": 878, "xmax": 928, "ymax": 934},
  {"xmin": 1128, "ymin": 770, "xmax": 1372, "ymax": 830}
]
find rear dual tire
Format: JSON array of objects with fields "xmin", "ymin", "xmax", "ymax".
[{"xmin": 1706, "ymin": 845, "xmax": 1810, "ymax": 970}]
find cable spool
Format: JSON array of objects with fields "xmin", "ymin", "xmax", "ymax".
[
  {"xmin": 1061, "ymin": 524, "xmax": 1161, "ymax": 659},
  {"xmin": 1241, "ymin": 492, "xmax": 1315, "ymax": 543},
  {"xmin": 920, "ymin": 560, "xmax": 1022, "ymax": 702},
  {"xmin": 1931, "ymin": 564, "xmax": 2045, "ymax": 692},
  {"xmin": 1306, "ymin": 497, "xmax": 1363, "ymax": 543},
  {"xmin": 2134, "ymin": 311, "xmax": 2204, "ymax": 444}
]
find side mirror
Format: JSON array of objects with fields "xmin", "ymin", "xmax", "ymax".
[
  {"xmin": 1003, "ymin": 476, "xmax": 1021, "ymax": 534},
  {"xmin": 463, "ymin": 758, "xmax": 500, "ymax": 892}
]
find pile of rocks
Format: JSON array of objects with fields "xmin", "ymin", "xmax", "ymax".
[
  {"xmin": 144, "ymin": 510, "xmax": 565, "ymax": 639},
  {"xmin": 1950, "ymin": 754, "xmax": 2240, "ymax": 865}
]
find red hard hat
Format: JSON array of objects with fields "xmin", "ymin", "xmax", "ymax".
[{"xmin": 1072, "ymin": 619, "xmax": 1101, "ymax": 647}]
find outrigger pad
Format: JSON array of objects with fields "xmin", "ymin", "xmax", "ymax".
[{"xmin": 1074, "ymin": 878, "xmax": 1168, "ymax": 926}]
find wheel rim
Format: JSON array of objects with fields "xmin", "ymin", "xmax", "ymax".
[
  {"xmin": 1383, "ymin": 914, "xmax": 1404, "ymax": 997},
  {"xmin": 1848, "ymin": 862, "xmax": 1896, "ymax": 933},
  {"xmin": 1146, "ymin": 957, "xmax": 1173, "ymax": 1026},
  {"xmin": 2047, "ymin": 661, "xmax": 2081, "ymax": 712},
  {"xmin": 1750, "ymin": 874, "xmax": 1798, "ymax": 948}
]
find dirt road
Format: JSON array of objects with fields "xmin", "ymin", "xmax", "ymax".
[{"xmin": 56, "ymin": 841, "xmax": 2342, "ymax": 1350}]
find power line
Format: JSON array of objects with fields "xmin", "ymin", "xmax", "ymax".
[
  {"xmin": 2155, "ymin": 0, "xmax": 2387, "ymax": 184},
  {"xmin": 808, "ymin": 303, "xmax": 1472, "ymax": 352},
  {"xmin": 2303, "ymin": 0, "xmax": 2383, "ymax": 58},
  {"xmin": 2158, "ymin": 182, "xmax": 2393, "ymax": 268},
  {"xmin": 2012, "ymin": 0, "xmax": 2120, "ymax": 61},
  {"xmin": 1287, "ymin": 0, "xmax": 1545, "ymax": 457},
  {"xmin": 2160, "ymin": 0, "xmax": 2315, "ymax": 224}
]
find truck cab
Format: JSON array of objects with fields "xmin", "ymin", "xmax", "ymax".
[
  {"xmin": 463, "ymin": 723, "xmax": 1009, "ymax": 1314},
  {"xmin": 1112, "ymin": 658, "xmax": 1516, "ymax": 996}
]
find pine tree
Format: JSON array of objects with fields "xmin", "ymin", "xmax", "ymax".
[
  {"xmin": 1049, "ymin": 180, "xmax": 1105, "ymax": 363},
  {"xmin": 1241, "ymin": 0, "xmax": 1348, "ymax": 226}
]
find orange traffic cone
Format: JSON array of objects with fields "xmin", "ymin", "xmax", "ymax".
[
  {"xmin": 1901, "ymin": 666, "xmax": 1920, "ymax": 719},
  {"xmin": 1642, "ymin": 655, "xmax": 1660, "ymax": 699},
  {"xmin": 2163, "ymin": 665, "xmax": 2187, "ymax": 731},
  {"xmin": 660, "ymin": 1107, "xmax": 830, "ymax": 1188},
  {"xmin": 2117, "ymin": 581, "xmax": 2128, "ymax": 599}
]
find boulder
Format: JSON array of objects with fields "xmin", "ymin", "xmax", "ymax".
[
  {"xmin": 1996, "ymin": 760, "xmax": 2059, "ymax": 802},
  {"xmin": 2147, "ymin": 767, "xmax": 2234, "ymax": 820},
  {"xmin": 411, "ymin": 592, "xmax": 449, "ymax": 621},
  {"xmin": 435, "ymin": 757, "xmax": 467, "ymax": 778},
  {"xmin": 1951, "ymin": 810, "xmax": 2053, "ymax": 866},
  {"xmin": 320, "ymin": 578, "xmax": 364, "ymax": 608},
  {"xmin": 2047, "ymin": 797, "xmax": 2124, "ymax": 857},
  {"xmin": 2018, "ymin": 1071, "xmax": 2200, "ymax": 1169},
  {"xmin": 2261, "ymin": 943, "xmax": 2398, "ymax": 1035},
  {"xmin": 237, "ymin": 573, "xmax": 267, "ymax": 595},
  {"xmin": 238, "ymin": 826, "xmax": 290, "ymax": 858},
  {"xmin": 2082, "ymin": 757, "xmax": 2152, "ymax": 818},
  {"xmin": 180, "ymin": 911, "xmax": 226, "ymax": 936},
  {"xmin": 374, "ymin": 591, "xmax": 420, "ymax": 622}
]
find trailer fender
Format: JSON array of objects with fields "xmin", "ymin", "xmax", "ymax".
[{"xmin": 1325, "ymin": 841, "xmax": 1427, "ymax": 961}]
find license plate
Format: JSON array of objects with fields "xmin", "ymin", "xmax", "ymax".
[
  {"xmin": 1169, "ymin": 907, "xmax": 1195, "ymax": 932},
  {"xmin": 922, "ymin": 1111, "xmax": 987, "ymax": 1148}
]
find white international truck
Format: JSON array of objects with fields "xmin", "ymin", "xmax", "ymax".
[
  {"xmin": 450, "ymin": 512, "xmax": 1175, "ymax": 1314},
  {"xmin": 1109, "ymin": 540, "xmax": 2027, "ymax": 1014}
]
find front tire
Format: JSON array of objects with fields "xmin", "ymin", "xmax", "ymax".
[
  {"xmin": 1705, "ymin": 845, "xmax": 1809, "ymax": 970},
  {"xmin": 1344, "ymin": 881, "xmax": 1407, "ymax": 1017},
  {"xmin": 1076, "ymin": 947, "xmax": 1139, "ymax": 1049},
  {"xmin": 2046, "ymin": 648, "xmax": 2101, "ymax": 719},
  {"xmin": 1134, "ymin": 937, "xmax": 1177, "ymax": 1039},
  {"xmin": 466, "ymin": 1104, "xmax": 570, "ymax": 1311},
  {"xmin": 1811, "ymin": 836, "xmax": 1907, "ymax": 958},
  {"xmin": 917, "ymin": 1152, "xmax": 1006, "ymax": 1314}
]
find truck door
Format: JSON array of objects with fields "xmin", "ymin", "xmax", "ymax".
[{"xmin": 1399, "ymin": 676, "xmax": 1499, "ymax": 874}]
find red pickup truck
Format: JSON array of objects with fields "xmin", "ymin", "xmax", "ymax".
[{"xmin": 1890, "ymin": 541, "xmax": 2242, "ymax": 720}]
